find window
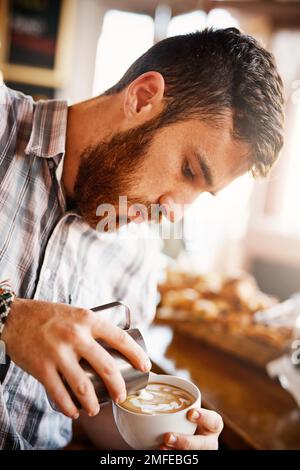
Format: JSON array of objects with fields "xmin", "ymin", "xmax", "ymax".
[
  {"xmin": 183, "ymin": 175, "xmax": 254, "ymax": 272},
  {"xmin": 249, "ymin": 31, "xmax": 300, "ymax": 239},
  {"xmin": 207, "ymin": 8, "xmax": 239, "ymax": 29},
  {"xmin": 167, "ymin": 11, "xmax": 206, "ymax": 36},
  {"xmin": 281, "ymin": 98, "xmax": 300, "ymax": 234},
  {"xmin": 93, "ymin": 10, "xmax": 154, "ymax": 95},
  {"xmin": 167, "ymin": 8, "xmax": 238, "ymax": 37}
]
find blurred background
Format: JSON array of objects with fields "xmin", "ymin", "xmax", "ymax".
[
  {"xmin": 1, "ymin": 0, "xmax": 299, "ymax": 302},
  {"xmin": 1, "ymin": 0, "xmax": 300, "ymax": 450}
]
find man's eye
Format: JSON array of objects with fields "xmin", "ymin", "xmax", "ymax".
[{"xmin": 182, "ymin": 161, "xmax": 195, "ymax": 181}]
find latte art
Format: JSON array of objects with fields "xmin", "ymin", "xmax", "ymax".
[{"xmin": 119, "ymin": 382, "xmax": 195, "ymax": 415}]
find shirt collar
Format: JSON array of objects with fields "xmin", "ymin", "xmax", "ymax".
[{"xmin": 25, "ymin": 99, "xmax": 68, "ymax": 160}]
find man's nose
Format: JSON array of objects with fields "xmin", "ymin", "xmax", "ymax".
[{"xmin": 159, "ymin": 191, "xmax": 200, "ymax": 223}]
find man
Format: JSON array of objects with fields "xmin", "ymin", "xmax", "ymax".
[{"xmin": 0, "ymin": 28, "xmax": 284, "ymax": 449}]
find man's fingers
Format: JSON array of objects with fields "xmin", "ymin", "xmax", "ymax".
[
  {"xmin": 58, "ymin": 354, "xmax": 100, "ymax": 417},
  {"xmin": 43, "ymin": 366, "xmax": 79, "ymax": 419},
  {"xmin": 187, "ymin": 408, "xmax": 223, "ymax": 435},
  {"xmin": 91, "ymin": 317, "xmax": 152, "ymax": 372},
  {"xmin": 78, "ymin": 339, "xmax": 127, "ymax": 403},
  {"xmin": 160, "ymin": 409, "xmax": 223, "ymax": 450},
  {"xmin": 163, "ymin": 432, "xmax": 219, "ymax": 451}
]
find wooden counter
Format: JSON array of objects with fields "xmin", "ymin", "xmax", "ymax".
[{"xmin": 145, "ymin": 324, "xmax": 300, "ymax": 450}]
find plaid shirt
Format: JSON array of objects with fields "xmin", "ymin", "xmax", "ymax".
[{"xmin": 0, "ymin": 85, "xmax": 160, "ymax": 449}]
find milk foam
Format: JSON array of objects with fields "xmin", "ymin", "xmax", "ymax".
[{"xmin": 120, "ymin": 382, "xmax": 194, "ymax": 415}]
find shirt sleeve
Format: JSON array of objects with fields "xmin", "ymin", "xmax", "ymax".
[
  {"xmin": 0, "ymin": 358, "xmax": 72, "ymax": 450},
  {"xmin": 0, "ymin": 85, "xmax": 10, "ymax": 158},
  {"xmin": 0, "ymin": 382, "xmax": 34, "ymax": 449}
]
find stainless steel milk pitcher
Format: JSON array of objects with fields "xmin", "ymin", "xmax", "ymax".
[{"xmin": 48, "ymin": 301, "xmax": 150, "ymax": 410}]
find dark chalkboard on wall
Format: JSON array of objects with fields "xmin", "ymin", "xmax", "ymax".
[
  {"xmin": 0, "ymin": 0, "xmax": 75, "ymax": 88},
  {"xmin": 8, "ymin": 0, "xmax": 62, "ymax": 69}
]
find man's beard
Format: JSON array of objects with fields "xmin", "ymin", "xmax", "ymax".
[{"xmin": 73, "ymin": 117, "xmax": 162, "ymax": 231}]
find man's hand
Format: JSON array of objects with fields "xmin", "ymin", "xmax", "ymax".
[
  {"xmin": 159, "ymin": 408, "xmax": 223, "ymax": 450},
  {"xmin": 2, "ymin": 298, "xmax": 151, "ymax": 419}
]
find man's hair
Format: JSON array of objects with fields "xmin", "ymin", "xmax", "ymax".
[{"xmin": 105, "ymin": 27, "xmax": 285, "ymax": 177}]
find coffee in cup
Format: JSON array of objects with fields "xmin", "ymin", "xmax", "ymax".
[
  {"xmin": 119, "ymin": 382, "xmax": 195, "ymax": 415},
  {"xmin": 112, "ymin": 372, "xmax": 201, "ymax": 449}
]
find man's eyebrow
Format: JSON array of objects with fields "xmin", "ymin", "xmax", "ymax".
[{"xmin": 194, "ymin": 151, "xmax": 215, "ymax": 190}]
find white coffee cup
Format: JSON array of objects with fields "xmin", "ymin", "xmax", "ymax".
[{"xmin": 112, "ymin": 372, "xmax": 201, "ymax": 450}]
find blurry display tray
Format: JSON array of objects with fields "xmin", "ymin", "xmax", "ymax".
[{"xmin": 155, "ymin": 308, "xmax": 289, "ymax": 370}]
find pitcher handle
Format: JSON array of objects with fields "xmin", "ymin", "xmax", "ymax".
[{"xmin": 91, "ymin": 300, "xmax": 131, "ymax": 330}]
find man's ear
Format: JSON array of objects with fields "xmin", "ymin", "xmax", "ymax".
[{"xmin": 123, "ymin": 71, "xmax": 165, "ymax": 121}]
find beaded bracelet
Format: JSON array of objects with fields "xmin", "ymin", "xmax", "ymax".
[{"xmin": 0, "ymin": 280, "xmax": 15, "ymax": 337}]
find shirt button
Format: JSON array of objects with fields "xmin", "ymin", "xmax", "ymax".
[{"xmin": 44, "ymin": 268, "xmax": 52, "ymax": 281}]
